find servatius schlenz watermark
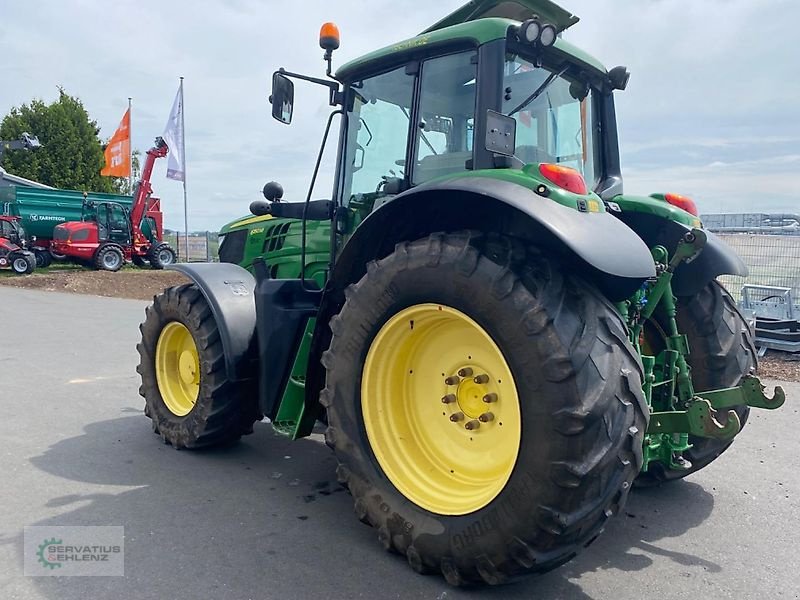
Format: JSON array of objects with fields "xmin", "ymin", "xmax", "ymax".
[{"xmin": 24, "ymin": 526, "xmax": 124, "ymax": 576}]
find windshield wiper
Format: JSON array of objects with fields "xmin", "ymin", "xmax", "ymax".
[{"xmin": 507, "ymin": 66, "xmax": 569, "ymax": 117}]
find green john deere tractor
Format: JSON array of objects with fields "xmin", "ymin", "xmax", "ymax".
[{"xmin": 137, "ymin": 0, "xmax": 786, "ymax": 586}]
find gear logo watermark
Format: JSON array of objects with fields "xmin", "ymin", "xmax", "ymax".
[
  {"xmin": 37, "ymin": 538, "xmax": 63, "ymax": 570},
  {"xmin": 24, "ymin": 526, "xmax": 124, "ymax": 576}
]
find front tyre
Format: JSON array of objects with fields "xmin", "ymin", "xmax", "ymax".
[
  {"xmin": 11, "ymin": 253, "xmax": 35, "ymax": 275},
  {"xmin": 148, "ymin": 243, "xmax": 177, "ymax": 269},
  {"xmin": 322, "ymin": 233, "xmax": 648, "ymax": 585},
  {"xmin": 94, "ymin": 244, "xmax": 124, "ymax": 271},
  {"xmin": 137, "ymin": 283, "xmax": 260, "ymax": 448}
]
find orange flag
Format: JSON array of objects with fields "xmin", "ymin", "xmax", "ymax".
[{"xmin": 100, "ymin": 109, "xmax": 131, "ymax": 177}]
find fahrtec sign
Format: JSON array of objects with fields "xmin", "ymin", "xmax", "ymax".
[{"xmin": 28, "ymin": 214, "xmax": 66, "ymax": 223}]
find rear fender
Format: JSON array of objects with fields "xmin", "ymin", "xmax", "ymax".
[
  {"xmin": 613, "ymin": 209, "xmax": 748, "ymax": 296},
  {"xmin": 336, "ymin": 176, "xmax": 655, "ymax": 301},
  {"xmin": 167, "ymin": 263, "xmax": 257, "ymax": 382}
]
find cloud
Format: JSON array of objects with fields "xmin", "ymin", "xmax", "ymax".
[{"xmin": 1, "ymin": 0, "xmax": 797, "ymax": 230}]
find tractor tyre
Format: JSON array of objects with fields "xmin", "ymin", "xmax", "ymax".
[
  {"xmin": 94, "ymin": 244, "xmax": 124, "ymax": 272},
  {"xmin": 132, "ymin": 254, "xmax": 150, "ymax": 268},
  {"xmin": 322, "ymin": 232, "xmax": 648, "ymax": 585},
  {"xmin": 33, "ymin": 249, "xmax": 52, "ymax": 268},
  {"xmin": 49, "ymin": 249, "xmax": 67, "ymax": 262},
  {"xmin": 148, "ymin": 243, "xmax": 177, "ymax": 270},
  {"xmin": 637, "ymin": 281, "xmax": 756, "ymax": 485},
  {"xmin": 11, "ymin": 253, "xmax": 35, "ymax": 275},
  {"xmin": 137, "ymin": 283, "xmax": 260, "ymax": 448}
]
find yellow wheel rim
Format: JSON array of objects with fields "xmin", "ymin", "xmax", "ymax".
[
  {"xmin": 361, "ymin": 303, "xmax": 521, "ymax": 515},
  {"xmin": 155, "ymin": 321, "xmax": 200, "ymax": 417}
]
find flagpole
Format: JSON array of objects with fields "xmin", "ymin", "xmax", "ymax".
[
  {"xmin": 180, "ymin": 77, "xmax": 189, "ymax": 262},
  {"xmin": 127, "ymin": 97, "xmax": 133, "ymax": 193}
]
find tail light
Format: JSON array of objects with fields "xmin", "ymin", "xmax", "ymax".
[
  {"xmin": 664, "ymin": 193, "xmax": 699, "ymax": 216},
  {"xmin": 538, "ymin": 163, "xmax": 588, "ymax": 195}
]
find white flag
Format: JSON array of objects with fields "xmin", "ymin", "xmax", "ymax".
[{"xmin": 162, "ymin": 83, "xmax": 185, "ymax": 182}]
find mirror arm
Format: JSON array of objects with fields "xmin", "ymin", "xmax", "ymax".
[{"xmin": 277, "ymin": 68, "xmax": 342, "ymax": 106}]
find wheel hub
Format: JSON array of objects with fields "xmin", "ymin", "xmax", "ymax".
[
  {"xmin": 154, "ymin": 321, "xmax": 200, "ymax": 417},
  {"xmin": 178, "ymin": 350, "xmax": 198, "ymax": 384},
  {"xmin": 361, "ymin": 303, "xmax": 521, "ymax": 515}
]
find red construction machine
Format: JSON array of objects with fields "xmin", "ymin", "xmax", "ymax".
[
  {"xmin": 50, "ymin": 137, "xmax": 177, "ymax": 271},
  {"xmin": 0, "ymin": 215, "xmax": 36, "ymax": 274}
]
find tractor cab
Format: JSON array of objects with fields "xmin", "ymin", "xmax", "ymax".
[
  {"xmin": 0, "ymin": 215, "xmax": 25, "ymax": 247},
  {"xmin": 88, "ymin": 201, "xmax": 133, "ymax": 246},
  {"xmin": 266, "ymin": 0, "xmax": 630, "ymax": 243}
]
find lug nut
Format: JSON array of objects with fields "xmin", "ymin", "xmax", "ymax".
[
  {"xmin": 473, "ymin": 374, "xmax": 489, "ymax": 384},
  {"xmin": 465, "ymin": 420, "xmax": 481, "ymax": 430},
  {"xmin": 457, "ymin": 367, "xmax": 473, "ymax": 377},
  {"xmin": 444, "ymin": 375, "xmax": 460, "ymax": 385},
  {"xmin": 441, "ymin": 394, "xmax": 457, "ymax": 404},
  {"xmin": 482, "ymin": 393, "xmax": 498, "ymax": 403},
  {"xmin": 478, "ymin": 412, "xmax": 494, "ymax": 423},
  {"xmin": 449, "ymin": 412, "xmax": 464, "ymax": 422}
]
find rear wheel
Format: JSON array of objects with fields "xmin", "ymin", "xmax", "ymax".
[
  {"xmin": 137, "ymin": 283, "xmax": 260, "ymax": 448},
  {"xmin": 33, "ymin": 249, "xmax": 52, "ymax": 268},
  {"xmin": 49, "ymin": 249, "xmax": 67, "ymax": 262},
  {"xmin": 148, "ymin": 243, "xmax": 177, "ymax": 270},
  {"xmin": 132, "ymin": 254, "xmax": 150, "ymax": 268},
  {"xmin": 94, "ymin": 244, "xmax": 124, "ymax": 271},
  {"xmin": 11, "ymin": 253, "xmax": 35, "ymax": 275},
  {"xmin": 323, "ymin": 232, "xmax": 647, "ymax": 585},
  {"xmin": 638, "ymin": 281, "xmax": 756, "ymax": 485}
]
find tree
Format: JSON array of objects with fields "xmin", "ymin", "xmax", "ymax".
[
  {"xmin": 0, "ymin": 89, "xmax": 121, "ymax": 193},
  {"xmin": 117, "ymin": 149, "xmax": 142, "ymax": 196}
]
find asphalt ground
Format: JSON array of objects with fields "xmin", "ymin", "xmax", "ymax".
[{"xmin": 1, "ymin": 286, "xmax": 798, "ymax": 599}]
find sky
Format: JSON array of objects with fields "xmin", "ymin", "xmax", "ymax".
[{"xmin": 1, "ymin": 0, "xmax": 798, "ymax": 230}]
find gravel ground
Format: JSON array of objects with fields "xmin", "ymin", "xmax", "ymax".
[
  {"xmin": 759, "ymin": 352, "xmax": 800, "ymax": 382},
  {"xmin": 0, "ymin": 267, "xmax": 188, "ymax": 300}
]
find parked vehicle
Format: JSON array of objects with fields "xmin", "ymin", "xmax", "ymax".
[
  {"xmin": 0, "ymin": 215, "xmax": 35, "ymax": 274},
  {"xmin": 50, "ymin": 138, "xmax": 176, "ymax": 271},
  {"xmin": 137, "ymin": 0, "xmax": 786, "ymax": 586},
  {"xmin": 1, "ymin": 185, "xmax": 134, "ymax": 266}
]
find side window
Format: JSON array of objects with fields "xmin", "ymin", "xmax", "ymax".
[
  {"xmin": 344, "ymin": 66, "xmax": 413, "ymax": 205},
  {"xmin": 109, "ymin": 204, "xmax": 127, "ymax": 229},
  {"xmin": 413, "ymin": 52, "xmax": 477, "ymax": 185}
]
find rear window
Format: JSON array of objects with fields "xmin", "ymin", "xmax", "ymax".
[{"xmin": 218, "ymin": 229, "xmax": 247, "ymax": 265}]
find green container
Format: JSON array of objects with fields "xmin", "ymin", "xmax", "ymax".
[{"xmin": 0, "ymin": 187, "xmax": 132, "ymax": 240}]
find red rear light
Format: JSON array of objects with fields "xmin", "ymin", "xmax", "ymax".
[
  {"xmin": 538, "ymin": 163, "xmax": 588, "ymax": 195},
  {"xmin": 664, "ymin": 193, "xmax": 699, "ymax": 216}
]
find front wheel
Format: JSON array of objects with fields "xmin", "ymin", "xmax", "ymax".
[
  {"xmin": 11, "ymin": 253, "xmax": 35, "ymax": 275},
  {"xmin": 94, "ymin": 244, "xmax": 124, "ymax": 272},
  {"xmin": 322, "ymin": 233, "xmax": 648, "ymax": 585},
  {"xmin": 137, "ymin": 283, "xmax": 260, "ymax": 448},
  {"xmin": 148, "ymin": 243, "xmax": 177, "ymax": 270}
]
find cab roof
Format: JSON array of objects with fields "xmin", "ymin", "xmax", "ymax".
[{"xmin": 335, "ymin": 16, "xmax": 607, "ymax": 81}]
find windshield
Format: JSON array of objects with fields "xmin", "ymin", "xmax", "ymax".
[{"xmin": 502, "ymin": 54, "xmax": 598, "ymax": 186}]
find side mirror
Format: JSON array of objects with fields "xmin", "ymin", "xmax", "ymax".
[
  {"xmin": 271, "ymin": 73, "xmax": 294, "ymax": 125},
  {"xmin": 608, "ymin": 66, "xmax": 630, "ymax": 91}
]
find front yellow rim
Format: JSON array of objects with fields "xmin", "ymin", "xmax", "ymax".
[
  {"xmin": 155, "ymin": 321, "xmax": 200, "ymax": 417},
  {"xmin": 361, "ymin": 303, "xmax": 521, "ymax": 515}
]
